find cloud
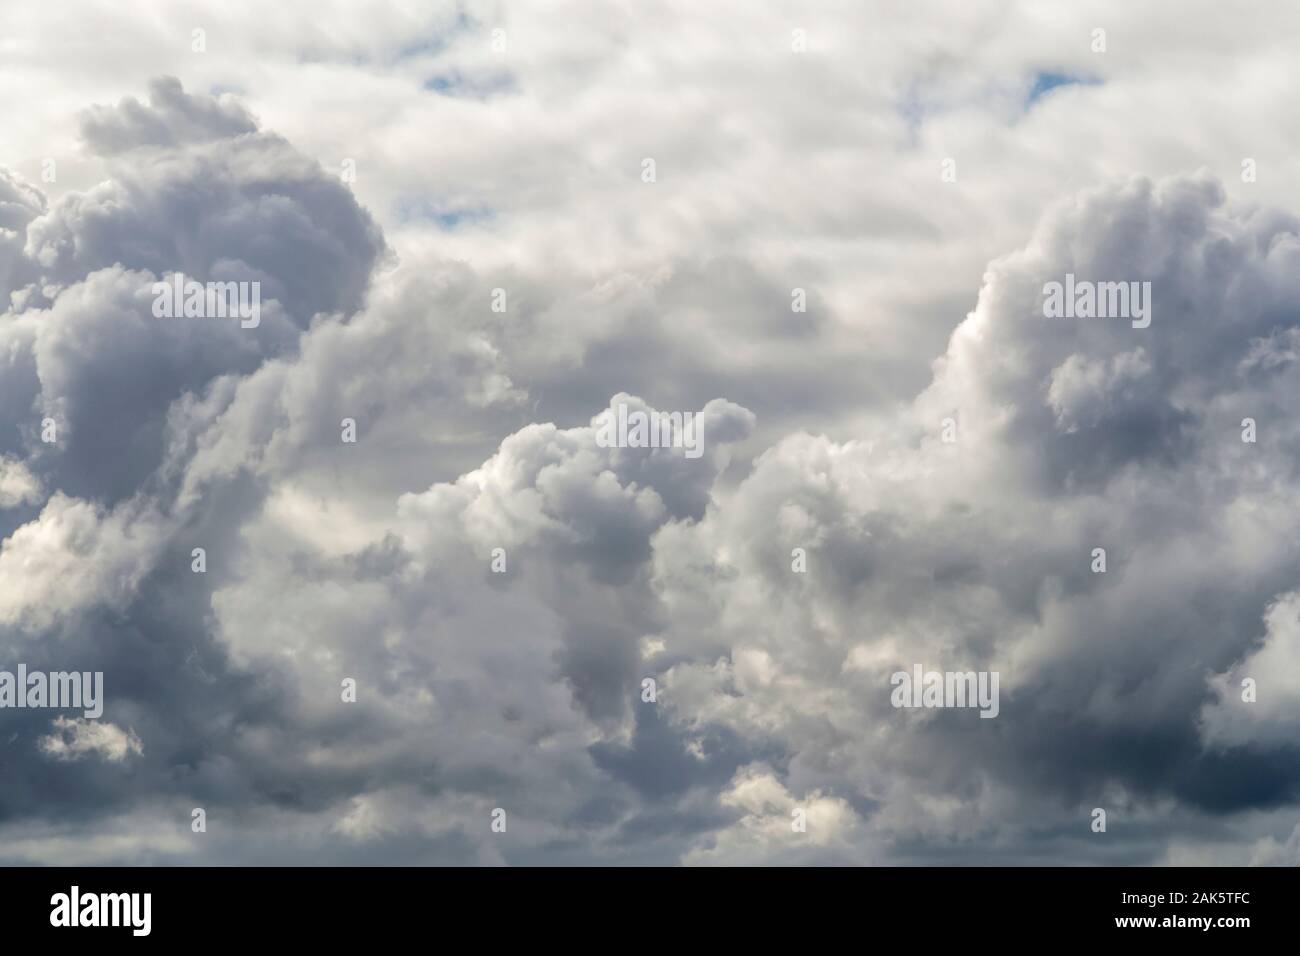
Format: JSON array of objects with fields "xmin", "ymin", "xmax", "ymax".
[
  {"xmin": 0, "ymin": 166, "xmax": 44, "ymax": 302},
  {"xmin": 0, "ymin": 494, "xmax": 166, "ymax": 631},
  {"xmin": 1, "ymin": 6, "xmax": 1299, "ymax": 866},
  {"xmin": 648, "ymin": 172, "xmax": 1300, "ymax": 858},
  {"xmin": 0, "ymin": 456, "xmax": 40, "ymax": 508},
  {"xmin": 1201, "ymin": 592, "xmax": 1300, "ymax": 748},
  {"xmin": 80, "ymin": 76, "xmax": 258, "ymax": 155},
  {"xmin": 24, "ymin": 76, "xmax": 386, "ymax": 330},
  {"xmin": 684, "ymin": 764, "xmax": 873, "ymax": 865},
  {"xmin": 40, "ymin": 717, "xmax": 143, "ymax": 763}
]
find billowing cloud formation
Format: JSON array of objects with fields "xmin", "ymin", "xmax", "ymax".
[
  {"xmin": 1, "ymin": 61, "xmax": 1299, "ymax": 867},
  {"xmin": 652, "ymin": 175, "xmax": 1300, "ymax": 861}
]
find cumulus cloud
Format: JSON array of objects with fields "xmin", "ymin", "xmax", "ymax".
[
  {"xmin": 80, "ymin": 76, "xmax": 258, "ymax": 155},
  {"xmin": 644, "ymin": 172, "xmax": 1300, "ymax": 861},
  {"xmin": 684, "ymin": 764, "xmax": 872, "ymax": 865},
  {"xmin": 1201, "ymin": 592, "xmax": 1300, "ymax": 748},
  {"xmin": 0, "ymin": 456, "xmax": 40, "ymax": 508},
  {"xmin": 40, "ymin": 717, "xmax": 144, "ymax": 763},
  {"xmin": 1, "ymin": 5, "xmax": 1299, "ymax": 867},
  {"xmin": 0, "ymin": 494, "xmax": 167, "ymax": 631},
  {"xmin": 0, "ymin": 166, "xmax": 44, "ymax": 302}
]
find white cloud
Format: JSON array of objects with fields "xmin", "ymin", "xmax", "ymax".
[
  {"xmin": 40, "ymin": 717, "xmax": 143, "ymax": 763},
  {"xmin": 0, "ymin": 494, "xmax": 166, "ymax": 631},
  {"xmin": 0, "ymin": 455, "xmax": 41, "ymax": 507}
]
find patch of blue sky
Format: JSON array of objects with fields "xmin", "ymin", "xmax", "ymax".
[
  {"xmin": 394, "ymin": 198, "xmax": 495, "ymax": 230},
  {"xmin": 1026, "ymin": 71, "xmax": 1101, "ymax": 108},
  {"xmin": 421, "ymin": 69, "xmax": 518, "ymax": 98},
  {"xmin": 395, "ymin": 12, "xmax": 476, "ymax": 61}
]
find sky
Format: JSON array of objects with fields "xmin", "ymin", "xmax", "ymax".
[{"xmin": 2, "ymin": 0, "xmax": 1300, "ymax": 865}]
